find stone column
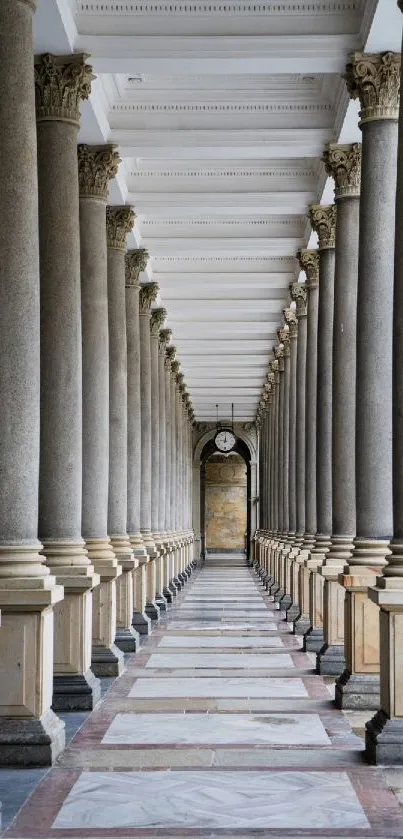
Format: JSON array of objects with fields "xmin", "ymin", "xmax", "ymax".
[
  {"xmin": 278, "ymin": 325, "xmax": 292, "ymax": 609},
  {"xmin": 162, "ymin": 334, "xmax": 174, "ymax": 600},
  {"xmin": 171, "ymin": 359, "xmax": 182, "ymax": 587},
  {"xmin": 282, "ymin": 307, "xmax": 298, "ymax": 606},
  {"xmin": 367, "ymin": 14, "xmax": 403, "ymax": 762},
  {"xmin": 268, "ymin": 359, "xmax": 279, "ymax": 591},
  {"xmin": 304, "ymin": 207, "xmax": 337, "ymax": 653},
  {"xmin": 166, "ymin": 346, "xmax": 179, "ymax": 594},
  {"xmin": 294, "ymin": 249, "xmax": 319, "ymax": 635},
  {"xmin": 287, "ymin": 282, "xmax": 307, "ymax": 623},
  {"xmin": 126, "ymin": 249, "xmax": 151, "ymax": 636},
  {"xmin": 337, "ymin": 53, "xmax": 399, "ymax": 709},
  {"xmin": 139, "ymin": 282, "xmax": 161, "ymax": 620},
  {"xmin": 106, "ymin": 207, "xmax": 140, "ymax": 654},
  {"xmin": 78, "ymin": 144, "xmax": 124, "ymax": 677},
  {"xmin": 150, "ymin": 308, "xmax": 167, "ymax": 610},
  {"xmin": 317, "ymin": 144, "xmax": 362, "ymax": 676},
  {"xmin": 0, "ymin": 0, "xmax": 65, "ymax": 765},
  {"xmin": 35, "ymin": 54, "xmax": 100, "ymax": 711},
  {"xmin": 157, "ymin": 327, "xmax": 170, "ymax": 598},
  {"xmin": 273, "ymin": 342, "xmax": 285, "ymax": 599}
]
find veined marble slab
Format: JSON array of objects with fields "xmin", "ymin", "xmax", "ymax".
[
  {"xmin": 167, "ymin": 621, "xmax": 279, "ymax": 630},
  {"xmin": 179, "ymin": 604, "xmax": 271, "ymax": 611},
  {"xmin": 145, "ymin": 653, "xmax": 294, "ymax": 669},
  {"xmin": 129, "ymin": 676, "xmax": 307, "ymax": 697},
  {"xmin": 158, "ymin": 635, "xmax": 284, "ymax": 648},
  {"xmin": 102, "ymin": 712, "xmax": 330, "ymax": 746},
  {"xmin": 52, "ymin": 769, "xmax": 369, "ymax": 830}
]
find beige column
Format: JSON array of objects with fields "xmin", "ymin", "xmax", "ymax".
[
  {"xmin": 166, "ymin": 346, "xmax": 179, "ymax": 595},
  {"xmin": 106, "ymin": 207, "xmax": 139, "ymax": 654},
  {"xmin": 78, "ymin": 144, "xmax": 124, "ymax": 677},
  {"xmin": 126, "ymin": 249, "xmax": 151, "ymax": 636},
  {"xmin": 281, "ymin": 306, "xmax": 299, "ymax": 608},
  {"xmin": 139, "ymin": 282, "xmax": 161, "ymax": 621},
  {"xmin": 160, "ymin": 331, "xmax": 174, "ymax": 600},
  {"xmin": 337, "ymin": 53, "xmax": 400, "ymax": 710},
  {"xmin": 150, "ymin": 308, "xmax": 168, "ymax": 610},
  {"xmin": 0, "ymin": 0, "xmax": 65, "ymax": 765},
  {"xmin": 35, "ymin": 54, "xmax": 100, "ymax": 711}
]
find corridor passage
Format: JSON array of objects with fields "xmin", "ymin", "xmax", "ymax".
[{"xmin": 4, "ymin": 559, "xmax": 403, "ymax": 838}]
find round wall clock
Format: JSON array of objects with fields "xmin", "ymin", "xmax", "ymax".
[{"xmin": 214, "ymin": 428, "xmax": 236, "ymax": 453}]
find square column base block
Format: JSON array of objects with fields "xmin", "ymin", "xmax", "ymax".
[
  {"xmin": 91, "ymin": 643, "xmax": 125, "ymax": 677},
  {"xmin": 145, "ymin": 601, "xmax": 161, "ymax": 622},
  {"xmin": 274, "ymin": 588, "xmax": 285, "ymax": 603},
  {"xmin": 155, "ymin": 593, "xmax": 168, "ymax": 612},
  {"xmin": 178, "ymin": 572, "xmax": 187, "ymax": 584},
  {"xmin": 286, "ymin": 602, "xmax": 300, "ymax": 622},
  {"xmin": 169, "ymin": 581, "xmax": 180, "ymax": 595},
  {"xmin": 366, "ymin": 709, "xmax": 403, "ymax": 765},
  {"xmin": 0, "ymin": 709, "xmax": 65, "ymax": 766},
  {"xmin": 335, "ymin": 670, "xmax": 380, "ymax": 710},
  {"xmin": 316, "ymin": 643, "xmax": 346, "ymax": 676},
  {"xmin": 115, "ymin": 626, "xmax": 140, "ymax": 653},
  {"xmin": 279, "ymin": 594, "xmax": 292, "ymax": 610},
  {"xmin": 132, "ymin": 610, "xmax": 151, "ymax": 635},
  {"xmin": 293, "ymin": 614, "xmax": 311, "ymax": 635},
  {"xmin": 303, "ymin": 627, "xmax": 324, "ymax": 653},
  {"xmin": 52, "ymin": 669, "xmax": 101, "ymax": 712},
  {"xmin": 163, "ymin": 586, "xmax": 174, "ymax": 603},
  {"xmin": 173, "ymin": 576, "xmax": 183, "ymax": 590}
]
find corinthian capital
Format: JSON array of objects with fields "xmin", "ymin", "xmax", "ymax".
[
  {"xmin": 35, "ymin": 54, "xmax": 94, "ymax": 125},
  {"xmin": 277, "ymin": 327, "xmax": 290, "ymax": 357},
  {"xmin": 106, "ymin": 206, "xmax": 135, "ymax": 251},
  {"xmin": 290, "ymin": 281, "xmax": 307, "ymax": 317},
  {"xmin": 159, "ymin": 327, "xmax": 172, "ymax": 353},
  {"xmin": 165, "ymin": 345, "xmax": 177, "ymax": 370},
  {"xmin": 125, "ymin": 248, "xmax": 149, "ymax": 287},
  {"xmin": 322, "ymin": 143, "xmax": 362, "ymax": 199},
  {"xmin": 308, "ymin": 205, "xmax": 337, "ymax": 250},
  {"xmin": 345, "ymin": 52, "xmax": 401, "ymax": 124},
  {"xmin": 78, "ymin": 144, "xmax": 120, "ymax": 201},
  {"xmin": 297, "ymin": 249, "xmax": 319, "ymax": 289},
  {"xmin": 150, "ymin": 307, "xmax": 167, "ymax": 337},
  {"xmin": 139, "ymin": 282, "xmax": 159, "ymax": 314},
  {"xmin": 283, "ymin": 306, "xmax": 298, "ymax": 338}
]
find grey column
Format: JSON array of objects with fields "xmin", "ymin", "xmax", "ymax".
[
  {"xmin": 126, "ymin": 250, "xmax": 151, "ymax": 635},
  {"xmin": 0, "ymin": 0, "xmax": 64, "ymax": 765},
  {"xmin": 139, "ymin": 282, "xmax": 159, "ymax": 558},
  {"xmin": 366, "ymin": 17, "xmax": 403, "ymax": 763},
  {"xmin": 78, "ymin": 144, "xmax": 124, "ymax": 677},
  {"xmin": 284, "ymin": 306, "xmax": 298, "ymax": 540},
  {"xmin": 161, "ymin": 333, "xmax": 174, "ymax": 601},
  {"xmin": 278, "ymin": 327, "xmax": 292, "ymax": 608},
  {"xmin": 272, "ymin": 343, "xmax": 284, "ymax": 598},
  {"xmin": 35, "ymin": 54, "xmax": 100, "ymax": 711},
  {"xmin": 106, "ymin": 207, "xmax": 139, "ymax": 654},
  {"xmin": 150, "ymin": 308, "xmax": 167, "ymax": 610}
]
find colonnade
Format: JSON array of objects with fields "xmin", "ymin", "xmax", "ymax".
[
  {"xmin": 0, "ymin": 5, "xmax": 194, "ymax": 766},
  {"xmin": 254, "ymin": 43, "xmax": 403, "ymax": 765}
]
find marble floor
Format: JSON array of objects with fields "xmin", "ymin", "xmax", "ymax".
[{"xmin": 2, "ymin": 557, "xmax": 403, "ymax": 838}]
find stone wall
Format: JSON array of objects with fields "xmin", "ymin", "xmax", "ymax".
[{"xmin": 205, "ymin": 453, "xmax": 247, "ymax": 551}]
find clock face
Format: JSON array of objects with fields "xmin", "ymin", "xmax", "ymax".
[{"xmin": 215, "ymin": 429, "xmax": 236, "ymax": 452}]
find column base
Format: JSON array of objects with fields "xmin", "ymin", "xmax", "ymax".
[
  {"xmin": 335, "ymin": 670, "xmax": 380, "ymax": 710},
  {"xmin": 169, "ymin": 581, "xmax": 179, "ymax": 596},
  {"xmin": 52, "ymin": 669, "xmax": 101, "ymax": 712},
  {"xmin": 286, "ymin": 602, "xmax": 300, "ymax": 622},
  {"xmin": 115, "ymin": 626, "xmax": 140, "ymax": 653},
  {"xmin": 365, "ymin": 710, "xmax": 403, "ymax": 765},
  {"xmin": 0, "ymin": 709, "xmax": 65, "ymax": 766},
  {"xmin": 132, "ymin": 610, "xmax": 151, "ymax": 635},
  {"xmin": 293, "ymin": 614, "xmax": 311, "ymax": 635},
  {"xmin": 173, "ymin": 576, "xmax": 183, "ymax": 590},
  {"xmin": 91, "ymin": 643, "xmax": 125, "ymax": 677},
  {"xmin": 274, "ymin": 587, "xmax": 285, "ymax": 603},
  {"xmin": 155, "ymin": 593, "xmax": 168, "ymax": 612},
  {"xmin": 145, "ymin": 600, "xmax": 161, "ymax": 622},
  {"xmin": 303, "ymin": 627, "xmax": 324, "ymax": 653},
  {"xmin": 163, "ymin": 586, "xmax": 174, "ymax": 603},
  {"xmin": 316, "ymin": 643, "xmax": 345, "ymax": 676},
  {"xmin": 278, "ymin": 593, "xmax": 292, "ymax": 610}
]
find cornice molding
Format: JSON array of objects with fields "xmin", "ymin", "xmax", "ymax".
[
  {"xmin": 78, "ymin": 0, "xmax": 360, "ymax": 14},
  {"xmin": 112, "ymin": 102, "xmax": 332, "ymax": 114}
]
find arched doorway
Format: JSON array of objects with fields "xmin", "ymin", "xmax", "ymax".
[{"xmin": 199, "ymin": 436, "xmax": 251, "ymax": 561}]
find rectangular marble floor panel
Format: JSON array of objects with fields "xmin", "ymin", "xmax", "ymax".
[
  {"xmin": 167, "ymin": 621, "xmax": 279, "ymax": 630},
  {"xmin": 145, "ymin": 653, "xmax": 294, "ymax": 669},
  {"xmin": 102, "ymin": 712, "xmax": 331, "ymax": 746},
  {"xmin": 157, "ymin": 635, "xmax": 284, "ymax": 648},
  {"xmin": 129, "ymin": 677, "xmax": 308, "ymax": 698},
  {"xmin": 52, "ymin": 769, "xmax": 369, "ymax": 830}
]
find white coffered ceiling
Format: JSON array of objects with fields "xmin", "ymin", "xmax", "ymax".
[{"xmin": 34, "ymin": 0, "xmax": 400, "ymax": 421}]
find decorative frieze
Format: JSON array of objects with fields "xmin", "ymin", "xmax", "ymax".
[
  {"xmin": 290, "ymin": 281, "xmax": 307, "ymax": 317},
  {"xmin": 139, "ymin": 282, "xmax": 159, "ymax": 314},
  {"xmin": 322, "ymin": 142, "xmax": 362, "ymax": 199},
  {"xmin": 345, "ymin": 52, "xmax": 401, "ymax": 124},
  {"xmin": 150, "ymin": 308, "xmax": 167, "ymax": 337},
  {"xmin": 297, "ymin": 248, "xmax": 319, "ymax": 289},
  {"xmin": 106, "ymin": 206, "xmax": 135, "ymax": 251},
  {"xmin": 308, "ymin": 204, "xmax": 337, "ymax": 250},
  {"xmin": 125, "ymin": 248, "xmax": 149, "ymax": 287},
  {"xmin": 78, "ymin": 144, "xmax": 120, "ymax": 201},
  {"xmin": 35, "ymin": 53, "xmax": 94, "ymax": 125}
]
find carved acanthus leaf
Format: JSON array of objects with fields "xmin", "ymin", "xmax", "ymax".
[
  {"xmin": 150, "ymin": 308, "xmax": 167, "ymax": 337},
  {"xmin": 283, "ymin": 306, "xmax": 298, "ymax": 338},
  {"xmin": 35, "ymin": 53, "xmax": 94, "ymax": 124},
  {"xmin": 278, "ymin": 327, "xmax": 290, "ymax": 357},
  {"xmin": 106, "ymin": 206, "xmax": 135, "ymax": 251},
  {"xmin": 78, "ymin": 144, "xmax": 120, "ymax": 200},
  {"xmin": 159, "ymin": 328, "xmax": 172, "ymax": 352},
  {"xmin": 139, "ymin": 282, "xmax": 159, "ymax": 314},
  {"xmin": 297, "ymin": 249, "xmax": 319, "ymax": 289},
  {"xmin": 125, "ymin": 249, "xmax": 149, "ymax": 287},
  {"xmin": 290, "ymin": 281, "xmax": 307, "ymax": 317},
  {"xmin": 345, "ymin": 52, "xmax": 401, "ymax": 124},
  {"xmin": 308, "ymin": 204, "xmax": 337, "ymax": 249},
  {"xmin": 322, "ymin": 143, "xmax": 362, "ymax": 199}
]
